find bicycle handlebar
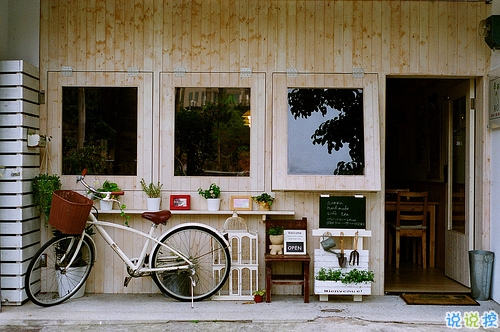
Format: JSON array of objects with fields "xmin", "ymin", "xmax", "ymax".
[{"xmin": 77, "ymin": 170, "xmax": 124, "ymax": 200}]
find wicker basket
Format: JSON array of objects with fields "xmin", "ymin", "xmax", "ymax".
[{"xmin": 48, "ymin": 190, "xmax": 93, "ymax": 234}]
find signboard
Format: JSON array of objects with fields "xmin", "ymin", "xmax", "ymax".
[
  {"xmin": 284, "ymin": 229, "xmax": 306, "ymax": 254},
  {"xmin": 490, "ymin": 77, "xmax": 500, "ymax": 129},
  {"xmin": 319, "ymin": 195, "xmax": 366, "ymax": 229}
]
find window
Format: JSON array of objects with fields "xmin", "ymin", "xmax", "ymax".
[
  {"xmin": 160, "ymin": 72, "xmax": 265, "ymax": 192},
  {"xmin": 287, "ymin": 88, "xmax": 364, "ymax": 175},
  {"xmin": 174, "ymin": 87, "xmax": 251, "ymax": 176},
  {"xmin": 62, "ymin": 87, "xmax": 138, "ymax": 175},
  {"xmin": 272, "ymin": 73, "xmax": 381, "ymax": 191}
]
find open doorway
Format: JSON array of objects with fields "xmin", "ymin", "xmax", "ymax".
[{"xmin": 384, "ymin": 77, "xmax": 471, "ymax": 294}]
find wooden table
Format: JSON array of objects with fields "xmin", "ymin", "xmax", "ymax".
[{"xmin": 385, "ymin": 201, "xmax": 438, "ymax": 268}]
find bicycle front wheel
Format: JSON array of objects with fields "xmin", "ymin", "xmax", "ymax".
[
  {"xmin": 25, "ymin": 234, "xmax": 94, "ymax": 307},
  {"xmin": 151, "ymin": 225, "xmax": 231, "ymax": 301}
]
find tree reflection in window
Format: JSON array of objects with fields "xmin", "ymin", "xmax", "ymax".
[
  {"xmin": 174, "ymin": 87, "xmax": 250, "ymax": 176},
  {"xmin": 287, "ymin": 88, "xmax": 364, "ymax": 175},
  {"xmin": 62, "ymin": 87, "xmax": 138, "ymax": 175}
]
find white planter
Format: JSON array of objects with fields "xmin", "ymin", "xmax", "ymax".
[
  {"xmin": 100, "ymin": 200, "xmax": 113, "ymax": 211},
  {"xmin": 57, "ymin": 266, "xmax": 87, "ymax": 298},
  {"xmin": 147, "ymin": 197, "xmax": 161, "ymax": 211},
  {"xmin": 314, "ymin": 280, "xmax": 372, "ymax": 295},
  {"xmin": 206, "ymin": 198, "xmax": 221, "ymax": 211},
  {"xmin": 269, "ymin": 234, "xmax": 284, "ymax": 245}
]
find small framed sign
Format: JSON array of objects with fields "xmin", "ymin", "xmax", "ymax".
[
  {"xmin": 284, "ymin": 229, "xmax": 306, "ymax": 255},
  {"xmin": 230, "ymin": 196, "xmax": 252, "ymax": 211},
  {"xmin": 170, "ymin": 195, "xmax": 190, "ymax": 210}
]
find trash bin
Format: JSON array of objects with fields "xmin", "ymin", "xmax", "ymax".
[{"xmin": 469, "ymin": 250, "xmax": 494, "ymax": 301}]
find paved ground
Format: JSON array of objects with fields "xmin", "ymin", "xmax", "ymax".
[{"xmin": 0, "ymin": 294, "xmax": 499, "ymax": 331}]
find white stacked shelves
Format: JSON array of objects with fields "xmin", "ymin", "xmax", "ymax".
[
  {"xmin": 0, "ymin": 60, "xmax": 40, "ymax": 305},
  {"xmin": 214, "ymin": 215, "xmax": 258, "ymax": 300}
]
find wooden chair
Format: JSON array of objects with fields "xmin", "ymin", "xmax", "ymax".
[
  {"xmin": 388, "ymin": 191, "xmax": 428, "ymax": 269},
  {"xmin": 264, "ymin": 217, "xmax": 310, "ymax": 303},
  {"xmin": 385, "ymin": 188, "xmax": 409, "ymax": 261}
]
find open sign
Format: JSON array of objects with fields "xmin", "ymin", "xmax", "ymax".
[{"xmin": 284, "ymin": 230, "xmax": 306, "ymax": 254}]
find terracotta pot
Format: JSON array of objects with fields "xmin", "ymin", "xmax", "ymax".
[{"xmin": 253, "ymin": 294, "xmax": 263, "ymax": 303}]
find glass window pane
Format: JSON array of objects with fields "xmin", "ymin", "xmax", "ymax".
[
  {"xmin": 62, "ymin": 87, "xmax": 138, "ymax": 175},
  {"xmin": 174, "ymin": 87, "xmax": 251, "ymax": 176},
  {"xmin": 287, "ymin": 88, "xmax": 365, "ymax": 175}
]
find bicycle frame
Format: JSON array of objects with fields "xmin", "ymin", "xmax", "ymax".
[{"xmin": 85, "ymin": 211, "xmax": 194, "ymax": 275}]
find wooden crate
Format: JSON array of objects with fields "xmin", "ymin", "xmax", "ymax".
[{"xmin": 312, "ymin": 229, "xmax": 372, "ymax": 302}]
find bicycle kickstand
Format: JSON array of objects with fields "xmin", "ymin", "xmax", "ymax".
[{"xmin": 190, "ymin": 276, "xmax": 196, "ymax": 309}]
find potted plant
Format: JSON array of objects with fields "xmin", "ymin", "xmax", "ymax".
[
  {"xmin": 253, "ymin": 289, "xmax": 265, "ymax": 303},
  {"xmin": 198, "ymin": 183, "xmax": 221, "ymax": 211},
  {"xmin": 252, "ymin": 193, "xmax": 275, "ymax": 211},
  {"xmin": 315, "ymin": 268, "xmax": 374, "ymax": 296},
  {"xmin": 96, "ymin": 180, "xmax": 122, "ymax": 210},
  {"xmin": 32, "ymin": 174, "xmax": 62, "ymax": 225},
  {"xmin": 267, "ymin": 225, "xmax": 284, "ymax": 245},
  {"xmin": 140, "ymin": 178, "xmax": 163, "ymax": 211}
]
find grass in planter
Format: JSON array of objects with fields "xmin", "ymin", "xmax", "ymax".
[{"xmin": 316, "ymin": 267, "xmax": 374, "ymax": 284}]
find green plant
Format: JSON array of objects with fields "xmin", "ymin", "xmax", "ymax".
[
  {"xmin": 316, "ymin": 267, "xmax": 343, "ymax": 282},
  {"xmin": 140, "ymin": 178, "xmax": 163, "ymax": 198},
  {"xmin": 96, "ymin": 180, "xmax": 121, "ymax": 199},
  {"xmin": 267, "ymin": 226, "xmax": 284, "ymax": 236},
  {"xmin": 253, "ymin": 289, "xmax": 266, "ymax": 296},
  {"xmin": 315, "ymin": 268, "xmax": 375, "ymax": 284},
  {"xmin": 198, "ymin": 183, "xmax": 220, "ymax": 199},
  {"xmin": 252, "ymin": 193, "xmax": 275, "ymax": 207},
  {"xmin": 95, "ymin": 180, "xmax": 129, "ymax": 225},
  {"xmin": 32, "ymin": 174, "xmax": 62, "ymax": 220}
]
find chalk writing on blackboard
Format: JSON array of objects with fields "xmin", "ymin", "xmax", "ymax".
[{"xmin": 319, "ymin": 196, "xmax": 366, "ymax": 229}]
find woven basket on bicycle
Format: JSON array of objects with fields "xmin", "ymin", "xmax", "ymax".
[{"xmin": 48, "ymin": 190, "xmax": 93, "ymax": 235}]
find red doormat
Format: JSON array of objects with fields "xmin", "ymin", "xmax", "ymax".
[{"xmin": 400, "ymin": 293, "xmax": 479, "ymax": 306}]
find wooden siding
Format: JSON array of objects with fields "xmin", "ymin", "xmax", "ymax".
[{"xmin": 39, "ymin": 0, "xmax": 491, "ymax": 296}]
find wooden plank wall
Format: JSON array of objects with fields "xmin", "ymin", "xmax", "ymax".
[{"xmin": 38, "ymin": 0, "xmax": 491, "ymax": 296}]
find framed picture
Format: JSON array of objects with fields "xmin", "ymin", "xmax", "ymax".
[
  {"xmin": 170, "ymin": 195, "xmax": 190, "ymax": 210},
  {"xmin": 230, "ymin": 196, "xmax": 252, "ymax": 211}
]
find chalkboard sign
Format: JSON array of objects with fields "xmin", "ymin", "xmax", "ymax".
[{"xmin": 319, "ymin": 196, "xmax": 366, "ymax": 229}]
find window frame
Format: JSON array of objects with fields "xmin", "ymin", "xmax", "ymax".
[
  {"xmin": 47, "ymin": 71, "xmax": 153, "ymax": 186},
  {"xmin": 272, "ymin": 73, "xmax": 381, "ymax": 191},
  {"xmin": 160, "ymin": 72, "xmax": 266, "ymax": 193}
]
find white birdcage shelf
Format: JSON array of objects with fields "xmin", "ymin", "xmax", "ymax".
[{"xmin": 213, "ymin": 215, "xmax": 259, "ymax": 300}]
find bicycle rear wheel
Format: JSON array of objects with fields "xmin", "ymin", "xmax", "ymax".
[
  {"xmin": 25, "ymin": 234, "xmax": 94, "ymax": 307},
  {"xmin": 151, "ymin": 224, "xmax": 231, "ymax": 301}
]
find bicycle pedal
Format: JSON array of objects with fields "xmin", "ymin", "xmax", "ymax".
[{"xmin": 124, "ymin": 276, "xmax": 132, "ymax": 287}]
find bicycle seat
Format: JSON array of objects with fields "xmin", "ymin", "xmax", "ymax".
[{"xmin": 141, "ymin": 210, "xmax": 172, "ymax": 225}]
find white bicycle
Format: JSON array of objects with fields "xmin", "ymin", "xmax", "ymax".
[{"xmin": 25, "ymin": 170, "xmax": 231, "ymax": 307}]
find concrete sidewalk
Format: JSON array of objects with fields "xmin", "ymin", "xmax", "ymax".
[{"xmin": 0, "ymin": 294, "xmax": 499, "ymax": 331}]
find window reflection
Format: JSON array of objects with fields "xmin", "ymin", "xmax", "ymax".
[
  {"xmin": 287, "ymin": 88, "xmax": 364, "ymax": 175},
  {"xmin": 174, "ymin": 87, "xmax": 250, "ymax": 176},
  {"xmin": 62, "ymin": 87, "xmax": 138, "ymax": 175}
]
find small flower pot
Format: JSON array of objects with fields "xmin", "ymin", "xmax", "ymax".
[
  {"xmin": 269, "ymin": 234, "xmax": 284, "ymax": 245},
  {"xmin": 100, "ymin": 200, "xmax": 113, "ymax": 211},
  {"xmin": 258, "ymin": 202, "xmax": 271, "ymax": 211},
  {"xmin": 206, "ymin": 198, "xmax": 221, "ymax": 211},
  {"xmin": 147, "ymin": 197, "xmax": 161, "ymax": 211},
  {"xmin": 253, "ymin": 294, "xmax": 263, "ymax": 303}
]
